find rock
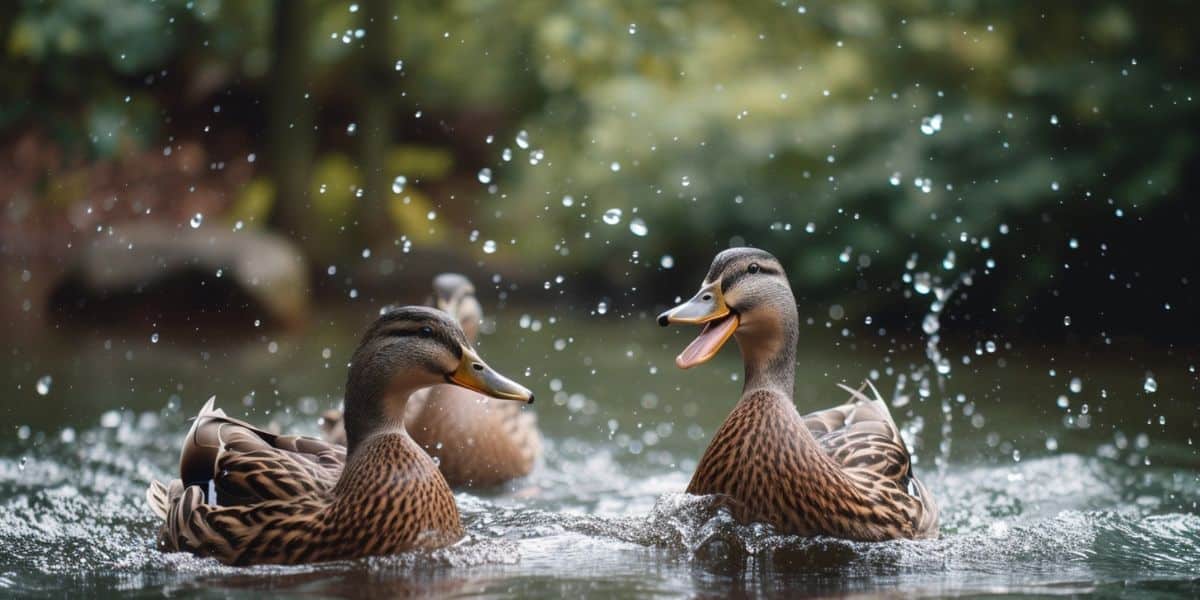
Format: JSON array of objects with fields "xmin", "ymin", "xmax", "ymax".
[{"xmin": 50, "ymin": 222, "xmax": 310, "ymax": 328}]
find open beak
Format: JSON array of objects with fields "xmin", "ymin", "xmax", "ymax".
[
  {"xmin": 446, "ymin": 345, "xmax": 534, "ymax": 403},
  {"xmin": 656, "ymin": 282, "xmax": 740, "ymax": 369}
]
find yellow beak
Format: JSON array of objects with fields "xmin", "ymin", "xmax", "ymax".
[
  {"xmin": 446, "ymin": 345, "xmax": 534, "ymax": 403},
  {"xmin": 657, "ymin": 281, "xmax": 740, "ymax": 369}
]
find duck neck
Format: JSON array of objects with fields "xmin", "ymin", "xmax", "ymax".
[
  {"xmin": 734, "ymin": 305, "xmax": 798, "ymax": 401},
  {"xmin": 342, "ymin": 358, "xmax": 424, "ymax": 456}
]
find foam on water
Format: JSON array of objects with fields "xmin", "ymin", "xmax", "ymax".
[{"xmin": 1, "ymin": 406, "xmax": 1196, "ymax": 597}]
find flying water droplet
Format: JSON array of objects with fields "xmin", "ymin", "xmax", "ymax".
[
  {"xmin": 660, "ymin": 255, "xmax": 675, "ymax": 269},
  {"xmin": 515, "ymin": 130, "xmax": 529, "ymax": 149},
  {"xmin": 919, "ymin": 113, "xmax": 943, "ymax": 135},
  {"xmin": 1143, "ymin": 375, "xmax": 1158, "ymax": 393},
  {"xmin": 482, "ymin": 240, "xmax": 497, "ymax": 254},
  {"xmin": 629, "ymin": 218, "xmax": 648, "ymax": 237},
  {"xmin": 150, "ymin": 332, "xmax": 160, "ymax": 343},
  {"xmin": 477, "ymin": 168, "xmax": 493, "ymax": 184},
  {"xmin": 602, "ymin": 208, "xmax": 623, "ymax": 225},
  {"xmin": 36, "ymin": 375, "xmax": 52, "ymax": 396},
  {"xmin": 922, "ymin": 314, "xmax": 940, "ymax": 335},
  {"xmin": 190, "ymin": 213, "xmax": 203, "ymax": 228}
]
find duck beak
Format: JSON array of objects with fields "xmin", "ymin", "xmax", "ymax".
[
  {"xmin": 447, "ymin": 345, "xmax": 534, "ymax": 404},
  {"xmin": 656, "ymin": 282, "xmax": 740, "ymax": 369}
]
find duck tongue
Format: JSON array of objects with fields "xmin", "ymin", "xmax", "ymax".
[{"xmin": 676, "ymin": 313, "xmax": 739, "ymax": 369}]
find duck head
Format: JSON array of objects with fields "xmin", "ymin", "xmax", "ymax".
[
  {"xmin": 343, "ymin": 305, "xmax": 532, "ymax": 451},
  {"xmin": 657, "ymin": 248, "xmax": 797, "ymax": 372},
  {"xmin": 429, "ymin": 273, "xmax": 483, "ymax": 343}
]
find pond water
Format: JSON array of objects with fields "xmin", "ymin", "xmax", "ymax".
[{"xmin": 1, "ymin": 305, "xmax": 1197, "ymax": 598}]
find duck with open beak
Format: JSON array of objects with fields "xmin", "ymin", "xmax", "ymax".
[
  {"xmin": 656, "ymin": 247, "xmax": 939, "ymax": 542},
  {"xmin": 657, "ymin": 281, "xmax": 739, "ymax": 369}
]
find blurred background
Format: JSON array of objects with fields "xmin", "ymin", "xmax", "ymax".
[
  {"xmin": 1, "ymin": 0, "xmax": 1197, "ymax": 431},
  {"xmin": 3, "ymin": 0, "xmax": 1197, "ymax": 338},
  {"xmin": 1, "ymin": 2, "xmax": 1198, "ymax": 595}
]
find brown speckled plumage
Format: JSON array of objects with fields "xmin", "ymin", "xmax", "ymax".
[
  {"xmin": 321, "ymin": 274, "xmax": 541, "ymax": 487},
  {"xmin": 146, "ymin": 306, "xmax": 532, "ymax": 565},
  {"xmin": 663, "ymin": 248, "xmax": 938, "ymax": 541}
]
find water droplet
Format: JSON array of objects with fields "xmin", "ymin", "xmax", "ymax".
[
  {"xmin": 596, "ymin": 301, "xmax": 609, "ymax": 315},
  {"xmin": 35, "ymin": 375, "xmax": 52, "ymax": 396},
  {"xmin": 922, "ymin": 314, "xmax": 940, "ymax": 335},
  {"xmin": 838, "ymin": 247, "xmax": 852, "ymax": 263},
  {"xmin": 150, "ymin": 332, "xmax": 160, "ymax": 343},
  {"xmin": 1056, "ymin": 395, "xmax": 1069, "ymax": 409},
  {"xmin": 391, "ymin": 175, "xmax": 407, "ymax": 194},
  {"xmin": 680, "ymin": 175, "xmax": 691, "ymax": 187},
  {"xmin": 394, "ymin": 59, "xmax": 404, "ymax": 71},
  {"xmin": 502, "ymin": 148, "xmax": 513, "ymax": 162},
  {"xmin": 913, "ymin": 272, "xmax": 932, "ymax": 295},
  {"xmin": 610, "ymin": 161, "xmax": 621, "ymax": 172},
  {"xmin": 515, "ymin": 130, "xmax": 529, "ymax": 149},
  {"xmin": 629, "ymin": 218, "xmax": 648, "ymax": 237},
  {"xmin": 1049, "ymin": 114, "xmax": 1059, "ymax": 125},
  {"xmin": 942, "ymin": 250, "xmax": 956, "ymax": 270},
  {"xmin": 1143, "ymin": 375, "xmax": 1158, "ymax": 393},
  {"xmin": 349, "ymin": 3, "xmax": 359, "ymax": 12},
  {"xmin": 805, "ymin": 222, "xmax": 815, "ymax": 234},
  {"xmin": 482, "ymin": 240, "xmax": 497, "ymax": 254},
  {"xmin": 100, "ymin": 410, "xmax": 121, "ymax": 428},
  {"xmin": 628, "ymin": 23, "xmax": 637, "ymax": 34},
  {"xmin": 919, "ymin": 113, "xmax": 943, "ymax": 135},
  {"xmin": 889, "ymin": 172, "xmax": 901, "ymax": 186},
  {"xmin": 602, "ymin": 208, "xmax": 623, "ymax": 225},
  {"xmin": 561, "ymin": 195, "xmax": 574, "ymax": 207},
  {"xmin": 346, "ymin": 123, "xmax": 357, "ymax": 135},
  {"xmin": 1069, "ymin": 377, "xmax": 1082, "ymax": 394},
  {"xmin": 477, "ymin": 168, "xmax": 493, "ymax": 184},
  {"xmin": 190, "ymin": 213, "xmax": 203, "ymax": 228},
  {"xmin": 660, "ymin": 255, "xmax": 675, "ymax": 269},
  {"xmin": 1063, "ymin": 315, "xmax": 1072, "ymax": 326}
]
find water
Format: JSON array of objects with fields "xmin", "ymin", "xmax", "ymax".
[{"xmin": 1, "ymin": 308, "xmax": 1197, "ymax": 597}]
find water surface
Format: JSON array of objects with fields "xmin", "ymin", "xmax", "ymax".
[{"xmin": 2, "ymin": 307, "xmax": 1197, "ymax": 597}]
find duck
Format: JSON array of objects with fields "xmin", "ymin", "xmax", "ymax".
[
  {"xmin": 145, "ymin": 306, "xmax": 534, "ymax": 565},
  {"xmin": 657, "ymin": 247, "xmax": 938, "ymax": 541},
  {"xmin": 320, "ymin": 274, "xmax": 542, "ymax": 487}
]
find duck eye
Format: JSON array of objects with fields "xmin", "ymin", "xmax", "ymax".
[
  {"xmin": 748, "ymin": 263, "xmax": 760, "ymax": 274},
  {"xmin": 418, "ymin": 326, "xmax": 434, "ymax": 338}
]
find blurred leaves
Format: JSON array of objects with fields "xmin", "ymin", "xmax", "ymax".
[{"xmin": 0, "ymin": 0, "xmax": 1196, "ymax": 331}]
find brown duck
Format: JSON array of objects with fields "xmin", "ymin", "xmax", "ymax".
[
  {"xmin": 145, "ymin": 306, "xmax": 534, "ymax": 565},
  {"xmin": 320, "ymin": 274, "xmax": 542, "ymax": 487},
  {"xmin": 658, "ymin": 247, "xmax": 938, "ymax": 540}
]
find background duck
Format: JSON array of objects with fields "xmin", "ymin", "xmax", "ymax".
[
  {"xmin": 658, "ymin": 247, "xmax": 938, "ymax": 541},
  {"xmin": 321, "ymin": 274, "xmax": 542, "ymax": 488},
  {"xmin": 145, "ymin": 306, "xmax": 534, "ymax": 565}
]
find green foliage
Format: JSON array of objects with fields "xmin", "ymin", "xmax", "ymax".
[{"xmin": 1, "ymin": 0, "xmax": 1196, "ymax": 320}]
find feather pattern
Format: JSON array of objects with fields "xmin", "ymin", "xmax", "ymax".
[
  {"xmin": 148, "ymin": 398, "xmax": 459, "ymax": 565},
  {"xmin": 688, "ymin": 380, "xmax": 938, "ymax": 541}
]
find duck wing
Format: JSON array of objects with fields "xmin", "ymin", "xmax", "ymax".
[
  {"xmin": 178, "ymin": 397, "xmax": 344, "ymax": 506},
  {"xmin": 149, "ymin": 478, "xmax": 331, "ymax": 565},
  {"xmin": 802, "ymin": 380, "xmax": 939, "ymax": 536}
]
